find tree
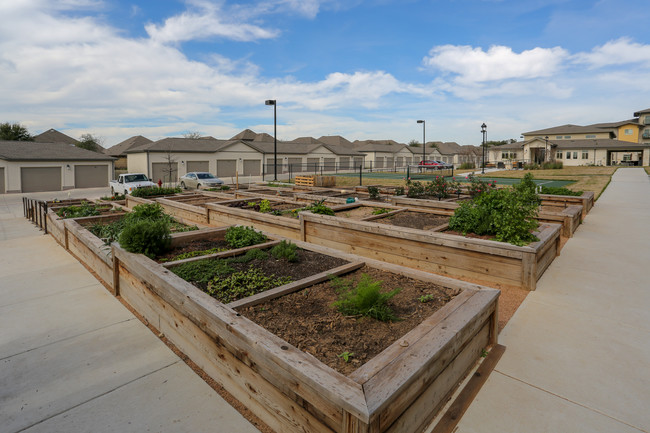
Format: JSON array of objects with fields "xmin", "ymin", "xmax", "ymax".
[
  {"xmin": 77, "ymin": 133, "xmax": 104, "ymax": 152},
  {"xmin": 0, "ymin": 122, "xmax": 33, "ymax": 141},
  {"xmin": 408, "ymin": 139, "xmax": 420, "ymax": 147},
  {"xmin": 182, "ymin": 131, "xmax": 202, "ymax": 139}
]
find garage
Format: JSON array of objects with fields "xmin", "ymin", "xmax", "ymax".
[
  {"xmin": 217, "ymin": 159, "xmax": 236, "ymax": 178},
  {"xmin": 324, "ymin": 157, "xmax": 336, "ymax": 171},
  {"xmin": 243, "ymin": 159, "xmax": 260, "ymax": 176},
  {"xmin": 0, "ymin": 168, "xmax": 4, "ymax": 194},
  {"xmin": 21, "ymin": 167, "xmax": 62, "ymax": 192},
  {"xmin": 186, "ymin": 161, "xmax": 209, "ymax": 173},
  {"xmin": 152, "ymin": 162, "xmax": 178, "ymax": 184},
  {"xmin": 288, "ymin": 157, "xmax": 303, "ymax": 172},
  {"xmin": 75, "ymin": 165, "xmax": 108, "ymax": 188}
]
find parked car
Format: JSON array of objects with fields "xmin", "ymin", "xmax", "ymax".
[{"xmin": 179, "ymin": 172, "xmax": 224, "ymax": 189}]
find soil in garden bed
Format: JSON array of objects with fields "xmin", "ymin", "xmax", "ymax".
[
  {"xmin": 375, "ymin": 211, "xmax": 450, "ymax": 230},
  {"xmin": 334, "ymin": 206, "xmax": 388, "ymax": 220},
  {"xmin": 156, "ymin": 239, "xmax": 232, "ymax": 262},
  {"xmin": 238, "ymin": 266, "xmax": 460, "ymax": 376}
]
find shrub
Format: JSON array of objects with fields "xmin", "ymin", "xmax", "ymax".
[
  {"xmin": 224, "ymin": 226, "xmax": 268, "ymax": 249},
  {"xmin": 406, "ymin": 180, "xmax": 426, "ymax": 198},
  {"xmin": 258, "ymin": 199, "xmax": 272, "ymax": 213},
  {"xmin": 130, "ymin": 186, "xmax": 182, "ymax": 198},
  {"xmin": 523, "ymin": 163, "xmax": 540, "ymax": 170},
  {"xmin": 467, "ymin": 174, "xmax": 496, "ymax": 197},
  {"xmin": 459, "ymin": 162, "xmax": 476, "ymax": 170},
  {"xmin": 540, "ymin": 186, "xmax": 583, "ymax": 196},
  {"xmin": 270, "ymin": 240, "xmax": 299, "ymax": 262},
  {"xmin": 426, "ymin": 176, "xmax": 461, "ymax": 199},
  {"xmin": 332, "ymin": 274, "xmax": 401, "ymax": 322},
  {"xmin": 100, "ymin": 193, "xmax": 126, "ymax": 201},
  {"xmin": 449, "ymin": 184, "xmax": 540, "ymax": 246},
  {"xmin": 394, "ymin": 186, "xmax": 405, "ymax": 196},
  {"xmin": 367, "ymin": 186, "xmax": 380, "ymax": 200},
  {"xmin": 514, "ymin": 173, "xmax": 541, "ymax": 208},
  {"xmin": 542, "ymin": 161, "xmax": 563, "ymax": 170},
  {"xmin": 118, "ymin": 220, "xmax": 171, "ymax": 258}
]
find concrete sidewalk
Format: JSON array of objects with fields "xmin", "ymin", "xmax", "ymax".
[
  {"xmin": 0, "ymin": 190, "xmax": 259, "ymax": 432},
  {"xmin": 455, "ymin": 167, "xmax": 650, "ymax": 432}
]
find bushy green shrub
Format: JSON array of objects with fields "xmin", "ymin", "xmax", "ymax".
[
  {"xmin": 426, "ymin": 176, "xmax": 461, "ymax": 199},
  {"xmin": 467, "ymin": 174, "xmax": 497, "ymax": 197},
  {"xmin": 394, "ymin": 186, "xmax": 405, "ymax": 196},
  {"xmin": 459, "ymin": 162, "xmax": 476, "ymax": 170},
  {"xmin": 449, "ymin": 181, "xmax": 540, "ymax": 246},
  {"xmin": 270, "ymin": 240, "xmax": 299, "ymax": 262},
  {"xmin": 224, "ymin": 226, "xmax": 268, "ymax": 249},
  {"xmin": 541, "ymin": 161, "xmax": 563, "ymax": 170},
  {"xmin": 406, "ymin": 180, "xmax": 426, "ymax": 198},
  {"xmin": 540, "ymin": 186, "xmax": 583, "ymax": 196},
  {"xmin": 367, "ymin": 186, "xmax": 380, "ymax": 200},
  {"xmin": 332, "ymin": 274, "xmax": 401, "ymax": 322},
  {"xmin": 130, "ymin": 186, "xmax": 182, "ymax": 197},
  {"xmin": 118, "ymin": 220, "xmax": 171, "ymax": 258}
]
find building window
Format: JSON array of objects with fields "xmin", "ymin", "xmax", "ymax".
[
  {"xmin": 573, "ymin": 151, "xmax": 578, "ymax": 159},
  {"xmin": 582, "ymin": 150, "xmax": 588, "ymax": 159},
  {"xmin": 557, "ymin": 151, "xmax": 563, "ymax": 159},
  {"xmin": 566, "ymin": 152, "xmax": 571, "ymax": 160},
  {"xmin": 643, "ymin": 129, "xmax": 650, "ymax": 139},
  {"xmin": 645, "ymin": 116, "xmax": 650, "ymax": 125},
  {"xmin": 564, "ymin": 135, "xmax": 571, "ymax": 139},
  {"xmin": 623, "ymin": 154, "xmax": 632, "ymax": 161},
  {"xmin": 624, "ymin": 129, "xmax": 633, "ymax": 135},
  {"xmin": 586, "ymin": 134, "xmax": 596, "ymax": 138},
  {"xmin": 556, "ymin": 136, "xmax": 563, "ymax": 139}
]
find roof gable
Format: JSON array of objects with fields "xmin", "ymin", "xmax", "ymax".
[
  {"xmin": 0, "ymin": 141, "xmax": 115, "ymax": 161},
  {"xmin": 33, "ymin": 129, "xmax": 79, "ymax": 144}
]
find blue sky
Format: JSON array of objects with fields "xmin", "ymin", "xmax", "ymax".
[{"xmin": 1, "ymin": 0, "xmax": 649, "ymax": 148}]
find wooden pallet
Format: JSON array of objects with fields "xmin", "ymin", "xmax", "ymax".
[{"xmin": 295, "ymin": 175, "xmax": 315, "ymax": 186}]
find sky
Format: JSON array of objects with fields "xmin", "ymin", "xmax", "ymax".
[{"xmin": 1, "ymin": 0, "xmax": 649, "ymax": 148}]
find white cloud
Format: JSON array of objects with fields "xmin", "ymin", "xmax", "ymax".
[
  {"xmin": 423, "ymin": 44, "xmax": 569, "ymax": 83},
  {"xmin": 572, "ymin": 37, "xmax": 650, "ymax": 68}
]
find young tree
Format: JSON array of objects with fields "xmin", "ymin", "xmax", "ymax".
[
  {"xmin": 408, "ymin": 139, "xmax": 420, "ymax": 147},
  {"xmin": 182, "ymin": 131, "xmax": 203, "ymax": 139},
  {"xmin": 0, "ymin": 122, "xmax": 34, "ymax": 141},
  {"xmin": 77, "ymin": 133, "xmax": 104, "ymax": 152}
]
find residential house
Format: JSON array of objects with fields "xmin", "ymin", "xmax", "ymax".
[
  {"xmin": 105, "ymin": 135, "xmax": 152, "ymax": 169},
  {"xmin": 352, "ymin": 140, "xmax": 413, "ymax": 169},
  {"xmin": 0, "ymin": 141, "xmax": 115, "ymax": 193}
]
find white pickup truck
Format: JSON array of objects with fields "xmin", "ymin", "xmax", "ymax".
[{"xmin": 109, "ymin": 173, "xmax": 157, "ymax": 195}]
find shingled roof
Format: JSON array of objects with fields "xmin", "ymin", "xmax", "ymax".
[
  {"xmin": 127, "ymin": 137, "xmax": 232, "ymax": 153},
  {"xmin": 105, "ymin": 135, "xmax": 152, "ymax": 157},
  {"xmin": 33, "ymin": 129, "xmax": 79, "ymax": 144},
  {"xmin": 0, "ymin": 141, "xmax": 115, "ymax": 161}
]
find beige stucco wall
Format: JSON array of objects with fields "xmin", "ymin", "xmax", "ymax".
[
  {"xmin": 1, "ymin": 160, "xmax": 113, "ymax": 193},
  {"xmin": 126, "ymin": 152, "xmax": 148, "ymax": 175}
]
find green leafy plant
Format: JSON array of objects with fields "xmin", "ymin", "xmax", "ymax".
[
  {"xmin": 467, "ymin": 174, "xmax": 497, "ymax": 197},
  {"xmin": 160, "ymin": 247, "xmax": 229, "ymax": 262},
  {"xmin": 449, "ymin": 185, "xmax": 540, "ymax": 246},
  {"xmin": 338, "ymin": 351, "xmax": 355, "ymax": 363},
  {"xmin": 258, "ymin": 199, "xmax": 272, "ymax": 213},
  {"xmin": 394, "ymin": 186, "xmax": 405, "ymax": 196},
  {"xmin": 306, "ymin": 199, "xmax": 335, "ymax": 216},
  {"xmin": 170, "ymin": 259, "xmax": 234, "ymax": 285},
  {"xmin": 224, "ymin": 226, "xmax": 268, "ymax": 249},
  {"xmin": 372, "ymin": 208, "xmax": 390, "ymax": 215},
  {"xmin": 406, "ymin": 180, "xmax": 426, "ymax": 198},
  {"xmin": 459, "ymin": 162, "xmax": 476, "ymax": 169},
  {"xmin": 118, "ymin": 219, "xmax": 171, "ymax": 258},
  {"xmin": 332, "ymin": 274, "xmax": 401, "ymax": 322},
  {"xmin": 56, "ymin": 201, "xmax": 101, "ymax": 218},
  {"xmin": 130, "ymin": 186, "xmax": 182, "ymax": 198},
  {"xmin": 99, "ymin": 193, "xmax": 126, "ymax": 201},
  {"xmin": 367, "ymin": 186, "xmax": 380, "ymax": 200},
  {"xmin": 270, "ymin": 240, "xmax": 299, "ymax": 262},
  {"xmin": 419, "ymin": 294, "xmax": 435, "ymax": 303},
  {"xmin": 540, "ymin": 186, "xmax": 583, "ymax": 196},
  {"xmin": 206, "ymin": 268, "xmax": 292, "ymax": 303}
]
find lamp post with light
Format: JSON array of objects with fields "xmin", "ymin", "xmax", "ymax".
[
  {"xmin": 265, "ymin": 99, "xmax": 277, "ymax": 181},
  {"xmin": 544, "ymin": 135, "xmax": 549, "ymax": 163},
  {"xmin": 481, "ymin": 123, "xmax": 487, "ymax": 174},
  {"xmin": 417, "ymin": 120, "xmax": 425, "ymax": 163}
]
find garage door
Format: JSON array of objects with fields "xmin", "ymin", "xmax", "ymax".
[
  {"xmin": 0, "ymin": 168, "xmax": 4, "ymax": 193},
  {"xmin": 21, "ymin": 167, "xmax": 62, "ymax": 192},
  {"xmin": 152, "ymin": 162, "xmax": 178, "ymax": 184},
  {"xmin": 186, "ymin": 161, "xmax": 209, "ymax": 173},
  {"xmin": 217, "ymin": 160, "xmax": 236, "ymax": 178},
  {"xmin": 306, "ymin": 158, "xmax": 319, "ymax": 172},
  {"xmin": 243, "ymin": 160, "xmax": 260, "ymax": 176},
  {"xmin": 75, "ymin": 165, "xmax": 108, "ymax": 188},
  {"xmin": 323, "ymin": 158, "xmax": 336, "ymax": 171},
  {"xmin": 288, "ymin": 157, "xmax": 303, "ymax": 173}
]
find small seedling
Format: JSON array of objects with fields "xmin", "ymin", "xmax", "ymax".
[
  {"xmin": 372, "ymin": 208, "xmax": 390, "ymax": 215},
  {"xmin": 338, "ymin": 351, "xmax": 355, "ymax": 363},
  {"xmin": 481, "ymin": 348, "xmax": 489, "ymax": 358},
  {"xmin": 419, "ymin": 294, "xmax": 435, "ymax": 303}
]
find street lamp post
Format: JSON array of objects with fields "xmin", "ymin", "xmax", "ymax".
[
  {"xmin": 481, "ymin": 123, "xmax": 487, "ymax": 174},
  {"xmin": 544, "ymin": 135, "xmax": 549, "ymax": 163},
  {"xmin": 417, "ymin": 120, "xmax": 425, "ymax": 163},
  {"xmin": 265, "ymin": 99, "xmax": 277, "ymax": 181}
]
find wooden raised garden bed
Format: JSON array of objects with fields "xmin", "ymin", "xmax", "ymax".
[
  {"xmin": 301, "ymin": 212, "xmax": 561, "ymax": 291},
  {"xmin": 111, "ymin": 235, "xmax": 500, "ymax": 433},
  {"xmin": 539, "ymin": 191, "xmax": 594, "ymax": 219}
]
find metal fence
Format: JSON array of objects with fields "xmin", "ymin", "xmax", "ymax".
[
  {"xmin": 23, "ymin": 197, "xmax": 48, "ymax": 234},
  {"xmin": 261, "ymin": 161, "xmax": 454, "ymax": 181}
]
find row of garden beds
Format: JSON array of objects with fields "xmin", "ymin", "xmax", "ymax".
[{"xmin": 42, "ymin": 203, "xmax": 500, "ymax": 433}]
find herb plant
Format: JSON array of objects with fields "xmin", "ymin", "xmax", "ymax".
[
  {"xmin": 332, "ymin": 274, "xmax": 401, "ymax": 322},
  {"xmin": 270, "ymin": 240, "xmax": 299, "ymax": 262},
  {"xmin": 224, "ymin": 226, "xmax": 268, "ymax": 249},
  {"xmin": 367, "ymin": 186, "xmax": 380, "ymax": 200}
]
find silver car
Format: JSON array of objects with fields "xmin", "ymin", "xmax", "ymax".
[{"xmin": 179, "ymin": 172, "xmax": 224, "ymax": 189}]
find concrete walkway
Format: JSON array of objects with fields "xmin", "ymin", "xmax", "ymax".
[
  {"xmin": 0, "ymin": 189, "xmax": 259, "ymax": 433},
  {"xmin": 455, "ymin": 168, "xmax": 650, "ymax": 433}
]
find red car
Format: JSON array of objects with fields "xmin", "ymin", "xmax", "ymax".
[{"xmin": 418, "ymin": 160, "xmax": 443, "ymax": 167}]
